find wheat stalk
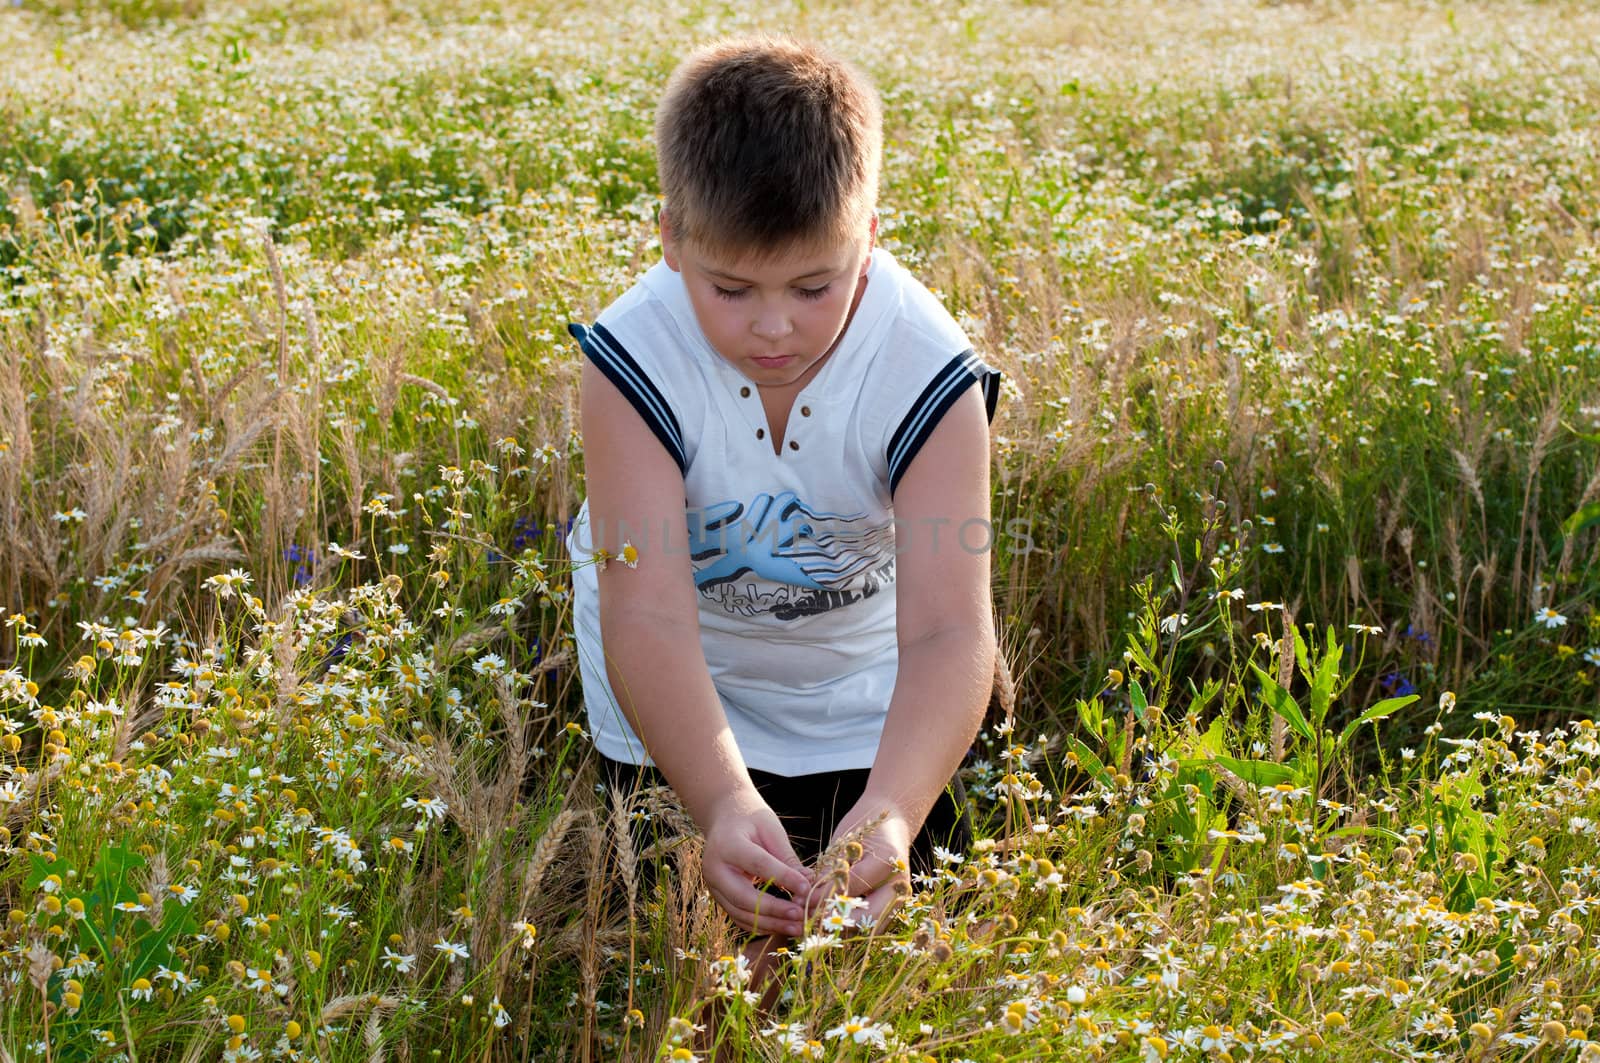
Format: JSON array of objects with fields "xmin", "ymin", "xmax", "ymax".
[
  {"xmin": 578, "ymin": 804, "xmax": 607, "ymax": 1063},
  {"xmin": 1451, "ymin": 447, "xmax": 1485, "ymax": 513},
  {"xmin": 1272, "ymin": 606, "xmax": 1296, "ymax": 763},
  {"xmin": 518, "ymin": 807, "xmax": 582, "ymax": 915},
  {"xmin": 0, "ymin": 762, "xmax": 64, "ymax": 832},
  {"xmin": 364, "ymin": 1011, "xmax": 384, "ymax": 1063},
  {"xmin": 1554, "ymin": 459, "xmax": 1600, "ymax": 586},
  {"xmin": 398, "ymin": 372, "xmax": 451, "ymax": 402},
  {"xmin": 610, "ymin": 786, "xmax": 638, "ymax": 928},
  {"xmin": 992, "ymin": 649, "xmax": 1017, "ymax": 732},
  {"xmin": 320, "ymin": 993, "xmax": 403, "ymax": 1023},
  {"xmin": 156, "ymin": 540, "xmax": 246, "ymax": 575},
  {"xmin": 1512, "ymin": 400, "xmax": 1561, "ymax": 616}
]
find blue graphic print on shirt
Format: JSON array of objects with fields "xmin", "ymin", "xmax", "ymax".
[{"xmin": 687, "ymin": 491, "xmax": 896, "ymax": 620}]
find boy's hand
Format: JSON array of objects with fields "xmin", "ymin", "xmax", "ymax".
[
  {"xmin": 810, "ymin": 798, "xmax": 913, "ymax": 928},
  {"xmin": 701, "ymin": 793, "xmax": 814, "ymax": 938}
]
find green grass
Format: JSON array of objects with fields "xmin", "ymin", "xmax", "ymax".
[{"xmin": 2, "ymin": 0, "xmax": 1600, "ymax": 1058}]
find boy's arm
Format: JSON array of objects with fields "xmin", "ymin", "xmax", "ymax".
[
  {"xmin": 820, "ymin": 384, "xmax": 997, "ymax": 918},
  {"xmin": 581, "ymin": 360, "xmax": 812, "ymax": 935}
]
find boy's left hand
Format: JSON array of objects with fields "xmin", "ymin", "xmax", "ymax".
[{"xmin": 808, "ymin": 798, "xmax": 913, "ymax": 928}]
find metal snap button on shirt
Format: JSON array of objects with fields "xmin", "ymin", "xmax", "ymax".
[{"xmin": 740, "ymin": 386, "xmax": 751, "ymax": 397}]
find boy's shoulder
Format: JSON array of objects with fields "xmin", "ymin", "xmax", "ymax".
[
  {"xmin": 582, "ymin": 260, "xmax": 719, "ymax": 376},
  {"xmin": 596, "ymin": 261, "xmax": 680, "ymax": 331},
  {"xmin": 846, "ymin": 250, "xmax": 999, "ymax": 487},
  {"xmin": 854, "ymin": 250, "xmax": 974, "ymax": 376}
]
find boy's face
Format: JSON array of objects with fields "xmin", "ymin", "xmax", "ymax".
[{"xmin": 662, "ymin": 214, "xmax": 877, "ymax": 390}]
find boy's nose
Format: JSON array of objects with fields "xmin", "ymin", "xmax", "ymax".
[{"xmin": 752, "ymin": 312, "xmax": 793, "ymax": 340}]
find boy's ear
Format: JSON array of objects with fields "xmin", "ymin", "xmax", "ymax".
[
  {"xmin": 859, "ymin": 212, "xmax": 878, "ymax": 275},
  {"xmin": 659, "ymin": 206, "xmax": 681, "ymax": 271}
]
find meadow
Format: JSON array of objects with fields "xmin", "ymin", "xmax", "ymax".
[{"xmin": 2, "ymin": 0, "xmax": 1600, "ymax": 1058}]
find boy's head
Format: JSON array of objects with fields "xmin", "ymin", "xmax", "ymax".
[{"xmin": 655, "ymin": 34, "xmax": 882, "ymax": 261}]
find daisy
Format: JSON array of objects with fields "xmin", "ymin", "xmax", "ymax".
[
  {"xmin": 381, "ymin": 947, "xmax": 416, "ymax": 973},
  {"xmin": 824, "ymin": 1016, "xmax": 890, "ymax": 1048},
  {"xmin": 205, "ymin": 569, "xmax": 252, "ymax": 599},
  {"xmin": 471, "ymin": 652, "xmax": 506, "ymax": 677},
  {"xmin": 799, "ymin": 933, "xmax": 841, "ymax": 956},
  {"xmin": 402, "ymin": 796, "xmax": 448, "ymax": 821}
]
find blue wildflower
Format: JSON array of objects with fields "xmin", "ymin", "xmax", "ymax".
[
  {"xmin": 285, "ymin": 544, "xmax": 317, "ymax": 585},
  {"xmin": 1402, "ymin": 624, "xmax": 1434, "ymax": 648},
  {"xmin": 1379, "ymin": 671, "xmax": 1416, "ymax": 697}
]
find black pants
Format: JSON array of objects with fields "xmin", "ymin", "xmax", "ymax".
[{"xmin": 599, "ymin": 754, "xmax": 972, "ymax": 878}]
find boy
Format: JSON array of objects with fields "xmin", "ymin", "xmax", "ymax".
[{"xmin": 568, "ymin": 34, "xmax": 1000, "ymax": 942}]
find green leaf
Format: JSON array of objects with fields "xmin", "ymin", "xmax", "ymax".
[
  {"xmin": 1066, "ymin": 737, "xmax": 1112, "ymax": 788},
  {"xmin": 1564, "ymin": 501, "xmax": 1600, "ymax": 538},
  {"xmin": 1074, "ymin": 697, "xmax": 1106, "ymax": 743},
  {"xmin": 1328, "ymin": 824, "xmax": 1407, "ymax": 845},
  {"xmin": 87, "ymin": 843, "xmax": 146, "ymax": 913},
  {"xmin": 1125, "ymin": 638, "xmax": 1158, "ymax": 676},
  {"xmin": 130, "ymin": 899, "xmax": 200, "ymax": 982},
  {"xmin": 1187, "ymin": 677, "xmax": 1223, "ymax": 722},
  {"xmin": 1209, "ymin": 754, "xmax": 1302, "ymax": 788},
  {"xmin": 1130, "ymin": 680, "xmax": 1148, "ymax": 723},
  {"xmin": 1337, "ymin": 694, "xmax": 1418, "ymax": 749},
  {"xmin": 26, "ymin": 853, "xmax": 68, "ymax": 892},
  {"xmin": 1250, "ymin": 664, "xmax": 1311, "ymax": 741},
  {"xmin": 1309, "ymin": 638, "xmax": 1342, "ymax": 732},
  {"xmin": 1569, "ymin": 426, "xmax": 1600, "ymax": 445}
]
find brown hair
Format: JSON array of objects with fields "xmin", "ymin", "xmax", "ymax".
[{"xmin": 655, "ymin": 34, "xmax": 882, "ymax": 259}]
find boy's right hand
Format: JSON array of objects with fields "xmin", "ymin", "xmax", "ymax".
[{"xmin": 701, "ymin": 793, "xmax": 814, "ymax": 938}]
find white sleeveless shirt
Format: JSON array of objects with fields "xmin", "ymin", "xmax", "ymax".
[{"xmin": 567, "ymin": 248, "xmax": 999, "ymax": 776}]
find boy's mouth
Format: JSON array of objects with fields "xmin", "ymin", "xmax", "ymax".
[{"xmin": 751, "ymin": 355, "xmax": 796, "ymax": 369}]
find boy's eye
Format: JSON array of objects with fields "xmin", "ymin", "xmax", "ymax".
[
  {"xmin": 795, "ymin": 284, "xmax": 832, "ymax": 301},
  {"xmin": 712, "ymin": 285, "xmax": 748, "ymax": 300}
]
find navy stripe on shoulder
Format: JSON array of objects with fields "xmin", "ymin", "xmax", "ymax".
[
  {"xmin": 568, "ymin": 322, "xmax": 687, "ymax": 475},
  {"xmin": 887, "ymin": 349, "xmax": 1001, "ymax": 495}
]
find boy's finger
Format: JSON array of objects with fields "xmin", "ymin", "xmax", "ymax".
[
  {"xmin": 741, "ymin": 838, "xmax": 814, "ymax": 897},
  {"xmin": 708, "ymin": 884, "xmax": 805, "ymax": 937},
  {"xmin": 720, "ymin": 897, "xmax": 804, "ymax": 938},
  {"xmin": 753, "ymin": 820, "xmax": 813, "ymax": 878},
  {"xmin": 800, "ymin": 854, "xmax": 892, "ymax": 914},
  {"xmin": 845, "ymin": 855, "xmax": 895, "ymax": 897},
  {"xmin": 860, "ymin": 878, "xmax": 905, "ymax": 927},
  {"xmin": 706, "ymin": 860, "xmax": 806, "ymax": 925}
]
